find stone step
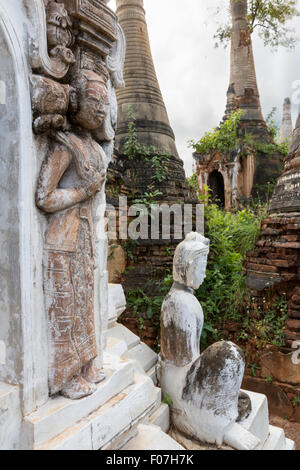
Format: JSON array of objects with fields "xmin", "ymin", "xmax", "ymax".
[
  {"xmin": 37, "ymin": 374, "xmax": 159, "ymax": 450},
  {"xmin": 102, "ymin": 385, "xmax": 161, "ymax": 450},
  {"xmin": 107, "ymin": 323, "xmax": 159, "ymax": 384},
  {"xmin": 149, "ymin": 403, "xmax": 170, "ymax": 433},
  {"xmin": 107, "ymin": 285, "xmax": 126, "ymax": 328},
  {"xmin": 0, "ymin": 382, "xmax": 21, "ymax": 450},
  {"xmin": 121, "ymin": 424, "xmax": 184, "ymax": 450},
  {"xmin": 123, "ymin": 342, "xmax": 158, "ymax": 373},
  {"xmin": 108, "ymin": 323, "xmax": 140, "ymax": 350},
  {"xmin": 106, "ymin": 337, "xmax": 128, "ymax": 357},
  {"xmin": 286, "ymin": 438, "xmax": 296, "ymax": 450},
  {"xmin": 239, "ymin": 389, "xmax": 269, "ymax": 448},
  {"xmin": 262, "ymin": 425, "xmax": 287, "ymax": 450},
  {"xmin": 24, "ymin": 354, "xmax": 134, "ymax": 449},
  {"xmin": 147, "ymin": 364, "xmax": 159, "ymax": 385}
]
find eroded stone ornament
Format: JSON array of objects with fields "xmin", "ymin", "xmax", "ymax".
[{"xmin": 160, "ymin": 232, "xmax": 260, "ymax": 450}]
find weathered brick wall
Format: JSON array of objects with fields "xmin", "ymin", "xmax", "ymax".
[
  {"xmin": 243, "ymin": 110, "xmax": 300, "ymax": 419},
  {"xmin": 245, "ymin": 214, "xmax": 300, "ymax": 346}
]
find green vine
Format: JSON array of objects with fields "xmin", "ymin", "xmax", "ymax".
[
  {"xmin": 293, "ymin": 397, "xmax": 300, "ymax": 407},
  {"xmin": 124, "ymin": 273, "xmax": 173, "ymax": 330},
  {"xmin": 121, "ymin": 238, "xmax": 139, "ymax": 261},
  {"xmin": 124, "ymin": 107, "xmax": 170, "ymax": 189},
  {"xmin": 186, "ymin": 173, "xmax": 199, "ymax": 193}
]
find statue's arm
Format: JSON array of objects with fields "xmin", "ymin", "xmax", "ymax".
[{"xmin": 36, "ymin": 147, "xmax": 87, "ymax": 213}]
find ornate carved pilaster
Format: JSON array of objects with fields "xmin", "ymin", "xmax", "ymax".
[{"xmin": 30, "ymin": 0, "xmax": 125, "ymax": 399}]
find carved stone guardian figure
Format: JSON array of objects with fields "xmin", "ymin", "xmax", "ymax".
[
  {"xmin": 160, "ymin": 232, "xmax": 260, "ymax": 450},
  {"xmin": 36, "ymin": 69, "xmax": 108, "ymax": 398},
  {"xmin": 31, "ymin": 0, "xmax": 125, "ymax": 399}
]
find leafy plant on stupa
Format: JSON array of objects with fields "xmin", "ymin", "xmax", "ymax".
[{"xmin": 215, "ymin": 0, "xmax": 299, "ymax": 50}]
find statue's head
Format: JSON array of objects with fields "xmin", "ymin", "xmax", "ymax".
[
  {"xmin": 173, "ymin": 232, "xmax": 210, "ymax": 290},
  {"xmin": 70, "ymin": 69, "xmax": 109, "ymax": 130}
]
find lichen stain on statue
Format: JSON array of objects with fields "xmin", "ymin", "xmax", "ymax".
[
  {"xmin": 31, "ymin": 0, "xmax": 123, "ymax": 400},
  {"xmin": 160, "ymin": 233, "xmax": 260, "ymax": 450}
]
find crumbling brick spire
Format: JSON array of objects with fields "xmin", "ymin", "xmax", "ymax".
[
  {"xmin": 279, "ymin": 97, "xmax": 293, "ymax": 143},
  {"xmin": 224, "ymin": 0, "xmax": 268, "ymax": 139},
  {"xmin": 270, "ymin": 110, "xmax": 300, "ymax": 214},
  {"xmin": 115, "ymin": 0, "xmax": 179, "ymax": 158}
]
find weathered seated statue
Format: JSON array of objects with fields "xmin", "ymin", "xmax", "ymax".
[{"xmin": 160, "ymin": 232, "xmax": 260, "ymax": 450}]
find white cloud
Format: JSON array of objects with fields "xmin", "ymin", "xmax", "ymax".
[{"xmin": 109, "ymin": 0, "xmax": 300, "ymax": 176}]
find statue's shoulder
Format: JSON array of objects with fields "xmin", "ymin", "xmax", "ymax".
[{"xmin": 162, "ymin": 287, "xmax": 202, "ymax": 326}]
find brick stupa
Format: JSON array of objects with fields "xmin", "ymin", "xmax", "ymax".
[{"xmin": 194, "ymin": 0, "xmax": 282, "ymax": 209}]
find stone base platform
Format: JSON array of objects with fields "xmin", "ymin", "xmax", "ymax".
[
  {"xmin": 169, "ymin": 389, "xmax": 295, "ymax": 451},
  {"xmin": 22, "ymin": 322, "xmax": 171, "ymax": 450},
  {"xmin": 36, "ymin": 372, "xmax": 161, "ymax": 450},
  {"xmin": 122, "ymin": 424, "xmax": 184, "ymax": 450},
  {"xmin": 0, "ymin": 290, "xmax": 296, "ymax": 450},
  {"xmin": 24, "ymin": 354, "xmax": 134, "ymax": 449},
  {"xmin": 0, "ymin": 382, "xmax": 21, "ymax": 449}
]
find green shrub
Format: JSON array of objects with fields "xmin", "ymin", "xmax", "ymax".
[
  {"xmin": 123, "ymin": 106, "xmax": 170, "ymax": 185},
  {"xmin": 189, "ymin": 110, "xmax": 243, "ymax": 155},
  {"xmin": 195, "ymin": 202, "xmax": 266, "ymax": 347},
  {"xmin": 189, "ymin": 109, "xmax": 289, "ymax": 159},
  {"xmin": 124, "ymin": 201, "xmax": 287, "ymax": 353},
  {"xmin": 195, "ymin": 201, "xmax": 288, "ymax": 349},
  {"xmin": 125, "ymin": 274, "xmax": 173, "ymax": 329}
]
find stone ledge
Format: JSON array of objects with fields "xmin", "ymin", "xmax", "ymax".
[
  {"xmin": 37, "ymin": 374, "xmax": 158, "ymax": 450},
  {"xmin": 24, "ymin": 354, "xmax": 134, "ymax": 449},
  {"xmin": 0, "ymin": 382, "xmax": 21, "ymax": 450},
  {"xmin": 122, "ymin": 424, "xmax": 184, "ymax": 450}
]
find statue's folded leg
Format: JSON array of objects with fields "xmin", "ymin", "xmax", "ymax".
[
  {"xmin": 224, "ymin": 422, "xmax": 261, "ymax": 450},
  {"xmin": 182, "ymin": 341, "xmax": 248, "ymax": 447}
]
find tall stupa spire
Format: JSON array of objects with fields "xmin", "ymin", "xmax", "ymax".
[
  {"xmin": 225, "ymin": 0, "xmax": 268, "ymax": 138},
  {"xmin": 279, "ymin": 97, "xmax": 293, "ymax": 143},
  {"xmin": 115, "ymin": 0, "xmax": 179, "ymax": 158}
]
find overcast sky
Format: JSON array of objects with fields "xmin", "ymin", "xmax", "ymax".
[{"xmin": 108, "ymin": 0, "xmax": 300, "ymax": 176}]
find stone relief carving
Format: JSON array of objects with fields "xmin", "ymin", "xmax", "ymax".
[
  {"xmin": 31, "ymin": 0, "xmax": 124, "ymax": 399},
  {"xmin": 95, "ymin": 23, "xmax": 126, "ymax": 159},
  {"xmin": 160, "ymin": 232, "xmax": 260, "ymax": 450},
  {"xmin": 26, "ymin": 0, "xmax": 75, "ymax": 79}
]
